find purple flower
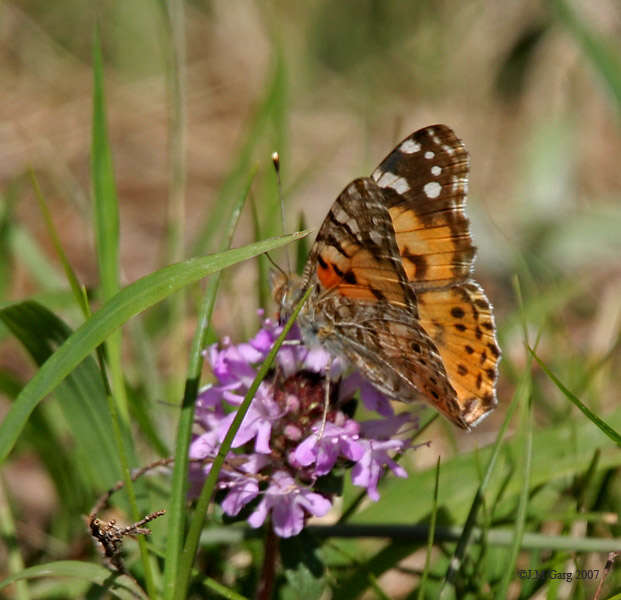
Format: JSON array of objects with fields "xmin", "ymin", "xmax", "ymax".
[
  {"xmin": 247, "ymin": 471, "xmax": 332, "ymax": 537},
  {"xmin": 191, "ymin": 314, "xmax": 423, "ymax": 537},
  {"xmin": 217, "ymin": 382, "xmax": 283, "ymax": 454},
  {"xmin": 292, "ymin": 419, "xmax": 364, "ymax": 475},
  {"xmin": 351, "ymin": 439, "xmax": 408, "ymax": 502}
]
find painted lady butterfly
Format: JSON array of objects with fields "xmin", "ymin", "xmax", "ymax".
[{"xmin": 273, "ymin": 125, "xmax": 500, "ymax": 429}]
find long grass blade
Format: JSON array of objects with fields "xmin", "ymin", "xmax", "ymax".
[
  {"xmin": 162, "ymin": 167, "xmax": 256, "ymax": 598},
  {"xmin": 0, "ymin": 232, "xmax": 308, "ymax": 464},
  {"xmin": 418, "ymin": 456, "xmax": 441, "ymax": 599},
  {"xmin": 528, "ymin": 347, "xmax": 621, "ymax": 445},
  {"xmin": 173, "ymin": 285, "xmax": 313, "ymax": 600}
]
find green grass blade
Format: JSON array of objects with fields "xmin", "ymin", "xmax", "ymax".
[
  {"xmin": 418, "ymin": 457, "xmax": 441, "ymax": 600},
  {"xmin": 352, "ymin": 407, "xmax": 621, "ymax": 527},
  {"xmin": 91, "ymin": 30, "xmax": 155, "ymax": 594},
  {"xmin": 528, "ymin": 347, "xmax": 621, "ymax": 445},
  {"xmin": 333, "ymin": 541, "xmax": 421, "ymax": 600},
  {"xmin": 30, "ymin": 170, "xmax": 87, "ymax": 316},
  {"xmin": 0, "ymin": 301, "xmax": 121, "ymax": 488},
  {"xmin": 438, "ymin": 384, "xmax": 523, "ymax": 598},
  {"xmin": 295, "ymin": 211, "xmax": 309, "ymax": 275},
  {"xmin": 0, "ymin": 476, "xmax": 29, "ymax": 600},
  {"xmin": 201, "ymin": 576, "xmax": 249, "ymax": 600},
  {"xmin": 162, "ymin": 167, "xmax": 255, "ymax": 598},
  {"xmin": 92, "ymin": 28, "xmax": 120, "ymax": 303},
  {"xmin": 250, "ymin": 193, "xmax": 270, "ymax": 310},
  {"xmin": 190, "ymin": 49, "xmax": 287, "ymax": 257},
  {"xmin": 7, "ymin": 225, "xmax": 64, "ymax": 291},
  {"xmin": 497, "ymin": 379, "xmax": 533, "ymax": 598},
  {"xmin": 0, "ymin": 561, "xmax": 148, "ymax": 599},
  {"xmin": 173, "ymin": 285, "xmax": 313, "ymax": 600},
  {"xmin": 0, "ymin": 232, "xmax": 307, "ymax": 464},
  {"xmin": 304, "ymin": 524, "xmax": 621, "ymax": 552}
]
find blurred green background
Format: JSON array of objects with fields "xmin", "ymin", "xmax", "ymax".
[{"xmin": 1, "ymin": 1, "xmax": 620, "ymax": 598}]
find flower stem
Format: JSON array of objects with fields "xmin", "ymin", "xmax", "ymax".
[{"xmin": 256, "ymin": 524, "xmax": 279, "ymax": 600}]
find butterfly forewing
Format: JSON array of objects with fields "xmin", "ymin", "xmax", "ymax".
[{"xmin": 372, "ymin": 125, "xmax": 475, "ymax": 287}]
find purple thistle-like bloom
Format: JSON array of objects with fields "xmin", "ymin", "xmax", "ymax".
[{"xmin": 190, "ymin": 313, "xmax": 421, "ymax": 537}]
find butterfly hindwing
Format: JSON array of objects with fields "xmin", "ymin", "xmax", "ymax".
[{"xmin": 418, "ymin": 283, "xmax": 499, "ymax": 426}]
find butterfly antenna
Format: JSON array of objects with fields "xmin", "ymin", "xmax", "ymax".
[
  {"xmin": 272, "ymin": 151, "xmax": 291, "ymax": 273},
  {"xmin": 265, "ymin": 251, "xmax": 287, "ymax": 279}
]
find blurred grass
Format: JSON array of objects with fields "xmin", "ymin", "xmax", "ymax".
[{"xmin": 1, "ymin": 1, "xmax": 621, "ymax": 599}]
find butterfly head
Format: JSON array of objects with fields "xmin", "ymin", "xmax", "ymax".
[{"xmin": 271, "ymin": 269, "xmax": 305, "ymax": 325}]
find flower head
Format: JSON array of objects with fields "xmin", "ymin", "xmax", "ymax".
[{"xmin": 190, "ymin": 313, "xmax": 421, "ymax": 537}]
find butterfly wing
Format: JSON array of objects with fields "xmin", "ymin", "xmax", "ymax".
[
  {"xmin": 372, "ymin": 125, "xmax": 500, "ymax": 426},
  {"xmin": 298, "ymin": 178, "xmax": 469, "ymax": 427}
]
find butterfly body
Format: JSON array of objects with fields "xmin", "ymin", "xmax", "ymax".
[{"xmin": 274, "ymin": 125, "xmax": 500, "ymax": 429}]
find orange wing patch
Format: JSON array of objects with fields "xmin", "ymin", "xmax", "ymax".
[
  {"xmin": 418, "ymin": 282, "xmax": 499, "ymax": 425},
  {"xmin": 317, "ymin": 246, "xmax": 408, "ymax": 307},
  {"xmin": 389, "ymin": 205, "xmax": 475, "ymax": 285}
]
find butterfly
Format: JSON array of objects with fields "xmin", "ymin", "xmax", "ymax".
[{"xmin": 273, "ymin": 125, "xmax": 500, "ymax": 429}]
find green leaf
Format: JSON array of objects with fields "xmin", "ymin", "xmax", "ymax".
[
  {"xmin": 0, "ymin": 561, "xmax": 148, "ymax": 600},
  {"xmin": 0, "ymin": 301, "xmax": 121, "ymax": 489},
  {"xmin": 0, "ymin": 232, "xmax": 308, "ymax": 464},
  {"xmin": 352, "ymin": 407, "xmax": 621, "ymax": 527},
  {"xmin": 280, "ymin": 533, "xmax": 326, "ymax": 600}
]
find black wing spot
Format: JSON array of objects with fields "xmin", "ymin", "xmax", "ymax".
[
  {"xmin": 481, "ymin": 321, "xmax": 494, "ymax": 331},
  {"xmin": 332, "ymin": 263, "xmax": 345, "ymax": 278},
  {"xmin": 411, "ymin": 342, "xmax": 421, "ymax": 353},
  {"xmin": 317, "ymin": 254, "xmax": 328, "ymax": 270},
  {"xmin": 464, "ymin": 345, "xmax": 474, "ymax": 354},
  {"xmin": 475, "ymin": 298, "xmax": 490, "ymax": 309},
  {"xmin": 475, "ymin": 327, "xmax": 483, "ymax": 340},
  {"xmin": 402, "ymin": 249, "xmax": 428, "ymax": 280},
  {"xmin": 476, "ymin": 373, "xmax": 482, "ymax": 389},
  {"xmin": 343, "ymin": 270, "xmax": 357, "ymax": 284},
  {"xmin": 488, "ymin": 343, "xmax": 500, "ymax": 358},
  {"xmin": 431, "ymin": 390, "xmax": 439, "ymax": 399},
  {"xmin": 457, "ymin": 364, "xmax": 468, "ymax": 376},
  {"xmin": 454, "ymin": 323, "xmax": 466, "ymax": 332},
  {"xmin": 486, "ymin": 368, "xmax": 495, "ymax": 381},
  {"xmin": 451, "ymin": 306, "xmax": 465, "ymax": 319},
  {"xmin": 480, "ymin": 350, "xmax": 487, "ymax": 365},
  {"xmin": 370, "ymin": 287, "xmax": 387, "ymax": 301}
]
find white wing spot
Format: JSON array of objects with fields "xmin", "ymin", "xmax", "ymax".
[
  {"xmin": 400, "ymin": 139, "xmax": 421, "ymax": 154},
  {"xmin": 431, "ymin": 165, "xmax": 442, "ymax": 176},
  {"xmin": 424, "ymin": 151, "xmax": 435, "ymax": 159},
  {"xmin": 423, "ymin": 181, "xmax": 442, "ymax": 199},
  {"xmin": 377, "ymin": 171, "xmax": 410, "ymax": 194},
  {"xmin": 442, "ymin": 144, "xmax": 455, "ymax": 156},
  {"xmin": 369, "ymin": 229, "xmax": 384, "ymax": 246}
]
